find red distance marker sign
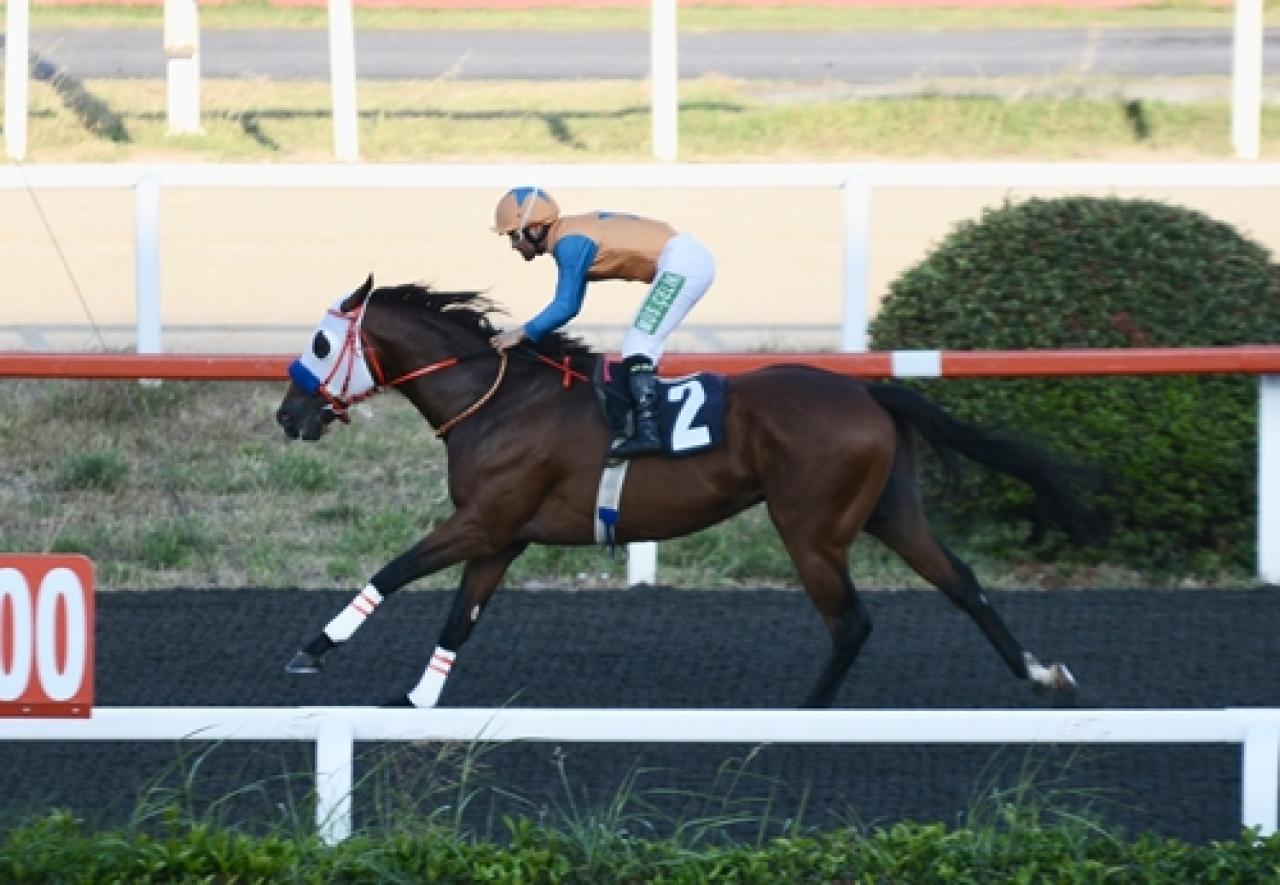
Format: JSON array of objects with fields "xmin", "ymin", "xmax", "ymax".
[{"xmin": 0, "ymin": 555, "xmax": 95, "ymax": 717}]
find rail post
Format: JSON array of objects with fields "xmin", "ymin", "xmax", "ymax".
[
  {"xmin": 327, "ymin": 0, "xmax": 359, "ymax": 162},
  {"xmin": 4, "ymin": 0, "xmax": 29, "ymax": 160},
  {"xmin": 1241, "ymin": 719, "xmax": 1280, "ymax": 835},
  {"xmin": 134, "ymin": 174, "xmax": 163, "ymax": 359},
  {"xmin": 1260, "ymin": 376, "xmax": 1280, "ymax": 585},
  {"xmin": 628, "ymin": 541, "xmax": 657, "ymax": 586},
  {"xmin": 315, "ymin": 716, "xmax": 355, "ymax": 844},
  {"xmin": 840, "ymin": 173, "xmax": 871, "ymax": 352}
]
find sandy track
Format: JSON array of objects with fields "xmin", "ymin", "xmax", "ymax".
[{"xmin": 5, "ymin": 183, "xmax": 1276, "ymax": 353}]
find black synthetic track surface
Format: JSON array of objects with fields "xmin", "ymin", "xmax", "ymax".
[{"xmin": 4, "ymin": 587, "xmax": 1279, "ymax": 843}]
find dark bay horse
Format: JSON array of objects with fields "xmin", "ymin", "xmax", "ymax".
[{"xmin": 276, "ymin": 276, "xmax": 1101, "ymax": 708}]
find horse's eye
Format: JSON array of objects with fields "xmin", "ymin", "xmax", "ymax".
[{"xmin": 312, "ymin": 332, "xmax": 331, "ymax": 359}]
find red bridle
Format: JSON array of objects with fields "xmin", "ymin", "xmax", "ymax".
[{"xmin": 313, "ymin": 297, "xmax": 502, "ymax": 438}]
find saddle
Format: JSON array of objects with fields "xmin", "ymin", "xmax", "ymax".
[{"xmin": 592, "ymin": 359, "xmax": 727, "ymax": 458}]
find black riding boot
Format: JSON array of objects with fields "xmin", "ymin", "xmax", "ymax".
[{"xmin": 610, "ymin": 359, "xmax": 662, "ymax": 460}]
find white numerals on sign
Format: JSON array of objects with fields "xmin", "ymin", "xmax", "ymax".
[
  {"xmin": 0, "ymin": 567, "xmax": 90, "ymax": 702},
  {"xmin": 0, "ymin": 569, "xmax": 33, "ymax": 701},
  {"xmin": 667, "ymin": 380, "xmax": 711, "ymax": 452}
]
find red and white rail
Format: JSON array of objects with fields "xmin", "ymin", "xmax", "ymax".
[{"xmin": 1, "ymin": 346, "xmax": 1278, "ymax": 380}]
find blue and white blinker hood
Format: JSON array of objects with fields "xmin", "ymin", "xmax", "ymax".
[{"xmin": 288, "ymin": 294, "xmax": 379, "ymax": 413}]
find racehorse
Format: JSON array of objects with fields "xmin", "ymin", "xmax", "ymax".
[{"xmin": 276, "ymin": 275, "xmax": 1101, "ymax": 708}]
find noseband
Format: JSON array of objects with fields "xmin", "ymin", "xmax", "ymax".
[{"xmin": 298, "ymin": 296, "xmax": 507, "ymax": 439}]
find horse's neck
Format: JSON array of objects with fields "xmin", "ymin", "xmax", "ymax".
[{"xmin": 407, "ymin": 357, "xmax": 500, "ymax": 428}]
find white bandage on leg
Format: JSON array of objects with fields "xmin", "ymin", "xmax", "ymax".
[
  {"xmin": 407, "ymin": 646, "xmax": 456, "ymax": 708},
  {"xmin": 323, "ymin": 584, "xmax": 384, "ymax": 643}
]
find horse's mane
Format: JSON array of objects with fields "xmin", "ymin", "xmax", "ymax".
[{"xmin": 376, "ymin": 282, "xmax": 598, "ymax": 362}]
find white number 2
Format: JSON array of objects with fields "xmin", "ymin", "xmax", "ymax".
[{"xmin": 667, "ymin": 380, "xmax": 711, "ymax": 452}]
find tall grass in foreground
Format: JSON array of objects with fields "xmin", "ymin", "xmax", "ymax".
[{"xmin": 2, "ymin": 738, "xmax": 1277, "ymax": 881}]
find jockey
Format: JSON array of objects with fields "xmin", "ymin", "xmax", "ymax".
[{"xmin": 489, "ymin": 186, "xmax": 716, "ymax": 460}]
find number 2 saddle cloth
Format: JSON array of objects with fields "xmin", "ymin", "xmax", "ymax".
[
  {"xmin": 589, "ymin": 359, "xmax": 729, "ymax": 549},
  {"xmin": 592, "ymin": 358, "xmax": 727, "ymax": 458}
]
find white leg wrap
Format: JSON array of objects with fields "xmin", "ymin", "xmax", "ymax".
[
  {"xmin": 407, "ymin": 646, "xmax": 456, "ymax": 708},
  {"xmin": 323, "ymin": 584, "xmax": 384, "ymax": 643},
  {"xmin": 1023, "ymin": 651, "xmax": 1053, "ymax": 687}
]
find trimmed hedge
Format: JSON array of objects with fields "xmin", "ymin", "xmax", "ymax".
[
  {"xmin": 869, "ymin": 196, "xmax": 1280, "ymax": 577},
  {"xmin": 3, "ymin": 813, "xmax": 1280, "ymax": 883}
]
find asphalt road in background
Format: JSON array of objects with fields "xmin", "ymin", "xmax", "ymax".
[{"xmin": 21, "ymin": 27, "xmax": 1278, "ymax": 82}]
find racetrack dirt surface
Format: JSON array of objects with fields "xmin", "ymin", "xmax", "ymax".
[{"xmin": 3, "ymin": 586, "xmax": 1278, "ymax": 843}]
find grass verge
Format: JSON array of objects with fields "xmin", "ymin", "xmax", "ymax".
[{"xmin": 14, "ymin": 75, "xmax": 1280, "ymax": 162}]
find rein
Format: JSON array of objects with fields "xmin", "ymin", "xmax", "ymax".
[
  {"xmin": 308, "ymin": 293, "xmax": 616, "ymax": 439},
  {"xmin": 370, "ymin": 347, "xmax": 509, "ymax": 439},
  {"xmin": 518, "ymin": 346, "xmax": 631, "ymax": 406}
]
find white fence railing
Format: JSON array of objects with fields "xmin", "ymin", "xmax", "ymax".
[{"xmin": 3, "ymin": 706, "xmax": 1278, "ymax": 845}]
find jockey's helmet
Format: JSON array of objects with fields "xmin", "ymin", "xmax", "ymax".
[{"xmin": 494, "ymin": 187, "xmax": 560, "ymax": 236}]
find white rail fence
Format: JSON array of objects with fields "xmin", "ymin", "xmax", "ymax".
[
  {"xmin": 3, "ymin": 0, "xmax": 1269, "ymax": 161},
  {"xmin": 3, "ymin": 706, "xmax": 1278, "ymax": 845}
]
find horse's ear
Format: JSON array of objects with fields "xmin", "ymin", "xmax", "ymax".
[{"xmin": 341, "ymin": 274, "xmax": 375, "ymax": 311}]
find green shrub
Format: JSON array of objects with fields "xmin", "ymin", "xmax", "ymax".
[
  {"xmin": 3, "ymin": 812, "xmax": 1280, "ymax": 882},
  {"xmin": 870, "ymin": 196, "xmax": 1280, "ymax": 577}
]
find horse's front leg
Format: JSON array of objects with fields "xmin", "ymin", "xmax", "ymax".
[
  {"xmin": 284, "ymin": 513, "xmax": 512, "ymax": 675},
  {"xmin": 384, "ymin": 542, "xmax": 528, "ymax": 708}
]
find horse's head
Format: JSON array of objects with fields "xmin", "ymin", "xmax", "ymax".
[
  {"xmin": 276, "ymin": 274, "xmax": 380, "ymax": 441},
  {"xmin": 277, "ymin": 275, "xmax": 597, "ymax": 442}
]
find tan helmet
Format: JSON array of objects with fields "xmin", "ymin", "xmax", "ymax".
[{"xmin": 494, "ymin": 187, "xmax": 560, "ymax": 235}]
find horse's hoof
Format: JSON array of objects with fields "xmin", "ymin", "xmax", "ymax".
[
  {"xmin": 379, "ymin": 694, "xmax": 414, "ymax": 708},
  {"xmin": 1030, "ymin": 661, "xmax": 1078, "ymax": 702},
  {"xmin": 285, "ymin": 651, "xmax": 324, "ymax": 675},
  {"xmin": 1050, "ymin": 662, "xmax": 1078, "ymax": 695}
]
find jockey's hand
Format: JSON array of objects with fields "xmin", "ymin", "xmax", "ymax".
[{"xmin": 490, "ymin": 328, "xmax": 526, "ymax": 351}]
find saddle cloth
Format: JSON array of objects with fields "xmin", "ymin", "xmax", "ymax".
[{"xmin": 593, "ymin": 359, "xmax": 727, "ymax": 458}]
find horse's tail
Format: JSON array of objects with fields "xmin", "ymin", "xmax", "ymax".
[{"xmin": 867, "ymin": 382, "xmax": 1105, "ymax": 545}]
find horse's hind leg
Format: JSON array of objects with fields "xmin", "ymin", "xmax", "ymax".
[
  {"xmin": 386, "ymin": 541, "xmax": 528, "ymax": 708},
  {"xmin": 799, "ymin": 562, "xmax": 872, "ymax": 709},
  {"xmin": 866, "ymin": 474, "xmax": 1077, "ymax": 700},
  {"xmin": 767, "ymin": 508, "xmax": 874, "ymax": 708}
]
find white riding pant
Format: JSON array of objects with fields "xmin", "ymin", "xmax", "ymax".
[{"xmin": 621, "ymin": 232, "xmax": 716, "ymax": 364}]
